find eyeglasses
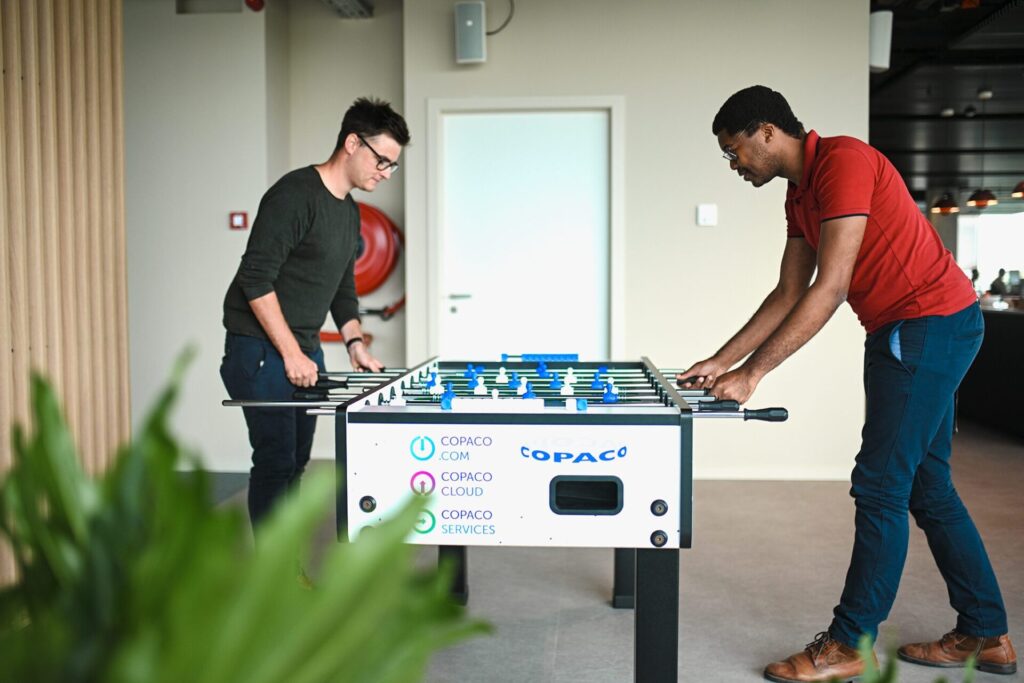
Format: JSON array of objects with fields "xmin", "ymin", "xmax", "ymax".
[
  {"xmin": 720, "ymin": 120, "xmax": 762, "ymax": 163},
  {"xmin": 357, "ymin": 134, "xmax": 399, "ymax": 173}
]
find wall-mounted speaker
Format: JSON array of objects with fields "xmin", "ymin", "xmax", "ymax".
[
  {"xmin": 455, "ymin": 1, "xmax": 486, "ymax": 64},
  {"xmin": 869, "ymin": 10, "xmax": 893, "ymax": 73}
]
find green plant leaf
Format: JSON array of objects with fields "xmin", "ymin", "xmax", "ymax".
[{"xmin": 1, "ymin": 353, "xmax": 487, "ymax": 683}]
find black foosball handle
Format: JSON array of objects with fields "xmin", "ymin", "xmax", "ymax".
[
  {"xmin": 294, "ymin": 390, "xmax": 330, "ymax": 401},
  {"xmin": 699, "ymin": 400, "xmax": 741, "ymax": 412},
  {"xmin": 744, "ymin": 408, "xmax": 788, "ymax": 422},
  {"xmin": 291, "ymin": 378, "xmax": 349, "ymax": 400}
]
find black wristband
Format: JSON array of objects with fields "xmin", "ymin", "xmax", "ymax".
[{"xmin": 345, "ymin": 336, "xmax": 364, "ymax": 350}]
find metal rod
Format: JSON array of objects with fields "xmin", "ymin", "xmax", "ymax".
[{"xmin": 223, "ymin": 400, "xmax": 341, "ymax": 408}]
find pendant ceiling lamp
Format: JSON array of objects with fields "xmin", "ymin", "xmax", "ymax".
[
  {"xmin": 1012, "ymin": 181, "xmax": 1024, "ymax": 199},
  {"xmin": 967, "ymin": 98, "xmax": 998, "ymax": 209},
  {"xmin": 930, "ymin": 193, "xmax": 960, "ymax": 214},
  {"xmin": 966, "ymin": 188, "xmax": 998, "ymax": 208}
]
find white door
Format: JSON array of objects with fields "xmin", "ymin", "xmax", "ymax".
[{"xmin": 439, "ymin": 110, "xmax": 610, "ymax": 360}]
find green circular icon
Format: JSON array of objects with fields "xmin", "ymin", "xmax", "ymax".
[{"xmin": 414, "ymin": 510, "xmax": 436, "ymax": 534}]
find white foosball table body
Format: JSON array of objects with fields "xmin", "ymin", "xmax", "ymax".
[{"xmin": 345, "ymin": 412, "xmax": 689, "ymax": 549}]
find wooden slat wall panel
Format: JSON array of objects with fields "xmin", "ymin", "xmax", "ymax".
[
  {"xmin": 72, "ymin": 0, "xmax": 98, "ymax": 470},
  {"xmin": 110, "ymin": 0, "xmax": 127, "ymax": 447},
  {"xmin": 0, "ymin": 0, "xmax": 13, "ymax": 590},
  {"xmin": 0, "ymin": 0, "xmax": 128, "ymax": 583},
  {"xmin": 53, "ymin": 0, "xmax": 81, "ymax": 457}
]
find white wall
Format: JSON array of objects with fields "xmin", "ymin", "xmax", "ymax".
[
  {"xmin": 402, "ymin": 0, "xmax": 869, "ymax": 479},
  {"xmin": 125, "ymin": 0, "xmax": 269, "ymax": 471},
  {"xmin": 265, "ymin": 0, "xmax": 291, "ymax": 183}
]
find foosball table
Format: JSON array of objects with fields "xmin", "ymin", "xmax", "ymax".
[{"xmin": 225, "ymin": 355, "xmax": 787, "ymax": 682}]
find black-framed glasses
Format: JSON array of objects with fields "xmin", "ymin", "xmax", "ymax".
[
  {"xmin": 357, "ymin": 134, "xmax": 399, "ymax": 173},
  {"xmin": 720, "ymin": 120, "xmax": 762, "ymax": 163}
]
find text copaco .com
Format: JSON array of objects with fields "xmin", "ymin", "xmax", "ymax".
[
  {"xmin": 440, "ymin": 436, "xmax": 493, "ymax": 447},
  {"xmin": 519, "ymin": 446, "xmax": 628, "ymax": 464}
]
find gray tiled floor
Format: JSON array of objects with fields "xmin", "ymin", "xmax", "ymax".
[
  {"xmin": 229, "ymin": 420, "xmax": 1022, "ymax": 682},
  {"xmin": 417, "ymin": 421, "xmax": 1023, "ymax": 682}
]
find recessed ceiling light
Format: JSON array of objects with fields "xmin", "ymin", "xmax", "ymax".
[{"xmin": 977, "ymin": 87, "xmax": 994, "ymax": 100}]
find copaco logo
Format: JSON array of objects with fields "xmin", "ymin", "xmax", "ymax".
[{"xmin": 519, "ymin": 445, "xmax": 627, "ymax": 464}]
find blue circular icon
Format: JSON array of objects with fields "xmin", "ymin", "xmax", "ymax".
[{"xmin": 410, "ymin": 436, "xmax": 436, "ymax": 461}]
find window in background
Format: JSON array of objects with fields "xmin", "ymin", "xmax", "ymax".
[{"xmin": 958, "ymin": 212, "xmax": 1024, "ymax": 295}]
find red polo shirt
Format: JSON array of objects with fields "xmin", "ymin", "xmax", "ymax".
[{"xmin": 785, "ymin": 130, "xmax": 976, "ymax": 333}]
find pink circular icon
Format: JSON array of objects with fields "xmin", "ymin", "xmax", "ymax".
[{"xmin": 410, "ymin": 471, "xmax": 436, "ymax": 495}]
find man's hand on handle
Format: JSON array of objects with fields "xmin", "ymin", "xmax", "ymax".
[
  {"xmin": 705, "ymin": 367, "xmax": 761, "ymax": 405},
  {"xmin": 285, "ymin": 353, "xmax": 320, "ymax": 388},
  {"xmin": 348, "ymin": 341, "xmax": 384, "ymax": 372},
  {"xmin": 676, "ymin": 356, "xmax": 730, "ymax": 390},
  {"xmin": 678, "ymin": 357, "xmax": 763, "ymax": 404}
]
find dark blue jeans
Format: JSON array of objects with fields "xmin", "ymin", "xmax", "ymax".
[
  {"xmin": 830, "ymin": 302, "xmax": 1008, "ymax": 647},
  {"xmin": 220, "ymin": 332, "xmax": 325, "ymax": 527}
]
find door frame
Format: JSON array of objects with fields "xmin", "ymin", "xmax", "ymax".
[{"xmin": 426, "ymin": 96, "xmax": 626, "ymax": 360}]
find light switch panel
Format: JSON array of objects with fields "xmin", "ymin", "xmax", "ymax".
[{"xmin": 696, "ymin": 203, "xmax": 718, "ymax": 227}]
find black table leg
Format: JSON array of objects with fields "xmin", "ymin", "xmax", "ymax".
[
  {"xmin": 634, "ymin": 548, "xmax": 679, "ymax": 683},
  {"xmin": 613, "ymin": 547, "xmax": 636, "ymax": 608},
  {"xmin": 335, "ymin": 417, "xmax": 348, "ymax": 542},
  {"xmin": 439, "ymin": 545, "xmax": 469, "ymax": 605}
]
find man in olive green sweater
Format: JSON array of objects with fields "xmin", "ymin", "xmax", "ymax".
[{"xmin": 221, "ymin": 97, "xmax": 409, "ymax": 526}]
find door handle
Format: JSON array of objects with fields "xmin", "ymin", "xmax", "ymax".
[{"xmin": 447, "ymin": 293, "xmax": 472, "ymax": 300}]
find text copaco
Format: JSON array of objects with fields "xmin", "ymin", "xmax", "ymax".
[
  {"xmin": 440, "ymin": 436, "xmax": 493, "ymax": 447},
  {"xmin": 440, "ymin": 471, "xmax": 493, "ymax": 482},
  {"xmin": 520, "ymin": 446, "xmax": 628, "ymax": 464},
  {"xmin": 441, "ymin": 509, "xmax": 493, "ymax": 520}
]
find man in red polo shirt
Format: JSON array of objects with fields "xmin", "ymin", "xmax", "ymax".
[{"xmin": 679, "ymin": 86, "xmax": 1015, "ymax": 682}]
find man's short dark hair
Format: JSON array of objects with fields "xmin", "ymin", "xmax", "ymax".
[
  {"xmin": 335, "ymin": 97, "xmax": 411, "ymax": 152},
  {"xmin": 712, "ymin": 86, "xmax": 804, "ymax": 139}
]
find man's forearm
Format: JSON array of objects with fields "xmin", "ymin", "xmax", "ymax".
[
  {"xmin": 248, "ymin": 291, "xmax": 305, "ymax": 360},
  {"xmin": 339, "ymin": 318, "xmax": 364, "ymax": 345},
  {"xmin": 715, "ymin": 287, "xmax": 802, "ymax": 367},
  {"xmin": 744, "ymin": 283, "xmax": 846, "ymax": 379}
]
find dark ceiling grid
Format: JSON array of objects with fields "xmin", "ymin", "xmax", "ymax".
[{"xmin": 869, "ymin": 0, "xmax": 1024, "ymax": 213}]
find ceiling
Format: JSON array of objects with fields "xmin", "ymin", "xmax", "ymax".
[{"xmin": 869, "ymin": 0, "xmax": 1024, "ymax": 213}]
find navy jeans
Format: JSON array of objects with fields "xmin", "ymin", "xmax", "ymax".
[
  {"xmin": 830, "ymin": 302, "xmax": 1008, "ymax": 647},
  {"xmin": 220, "ymin": 332, "xmax": 325, "ymax": 527}
]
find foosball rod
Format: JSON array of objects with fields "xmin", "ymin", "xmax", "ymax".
[
  {"xmin": 316, "ymin": 377, "xmax": 708, "ymax": 396},
  {"xmin": 314, "ymin": 386, "xmax": 711, "ymax": 404},
  {"xmin": 315, "ymin": 390, "xmax": 740, "ymax": 411},
  {"xmin": 400, "ymin": 374, "xmax": 707, "ymax": 393},
  {"xmin": 402, "ymin": 386, "xmax": 710, "ymax": 403},
  {"xmin": 222, "ymin": 400, "xmax": 343, "ymax": 408}
]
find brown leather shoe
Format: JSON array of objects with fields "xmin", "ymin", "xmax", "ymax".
[
  {"xmin": 898, "ymin": 630, "xmax": 1017, "ymax": 675},
  {"xmin": 764, "ymin": 632, "xmax": 875, "ymax": 682}
]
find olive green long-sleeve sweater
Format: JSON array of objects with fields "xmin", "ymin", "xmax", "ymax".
[{"xmin": 222, "ymin": 166, "xmax": 360, "ymax": 352}]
